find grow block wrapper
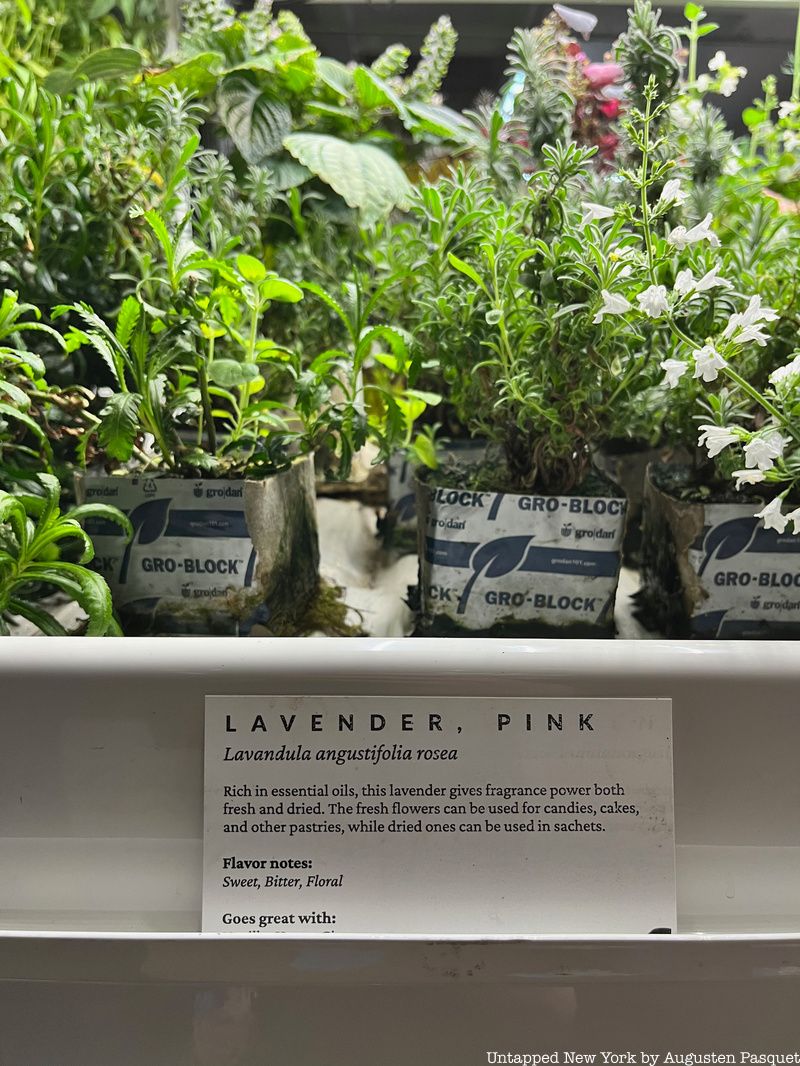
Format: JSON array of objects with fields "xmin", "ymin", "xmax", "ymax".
[
  {"xmin": 641, "ymin": 473, "xmax": 800, "ymax": 639},
  {"xmin": 416, "ymin": 482, "xmax": 627, "ymax": 637},
  {"xmin": 76, "ymin": 460, "xmax": 319, "ymax": 636}
]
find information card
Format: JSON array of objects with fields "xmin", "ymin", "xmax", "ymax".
[{"xmin": 203, "ymin": 696, "xmax": 675, "ymax": 935}]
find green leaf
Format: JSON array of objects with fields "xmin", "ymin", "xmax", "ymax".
[
  {"xmin": 684, "ymin": 3, "xmax": 704, "ymax": 20},
  {"xmin": 402, "ymin": 101, "xmax": 470, "ymax": 140},
  {"xmin": 261, "ymin": 158, "xmax": 310, "ymax": 191},
  {"xmin": 352, "ymin": 66, "xmax": 406, "ymax": 117},
  {"xmin": 411, "ymin": 433, "xmax": 438, "ymax": 470},
  {"xmin": 89, "ymin": 0, "xmax": 117, "ymax": 15},
  {"xmin": 447, "ymin": 252, "xmax": 489, "ymax": 294},
  {"xmin": 218, "ymin": 74, "xmax": 293, "ymax": 165},
  {"xmin": 146, "ymin": 53, "xmax": 219, "ymax": 96},
  {"xmin": 98, "ymin": 392, "xmax": 142, "ymax": 462},
  {"xmin": 115, "ymin": 296, "xmax": 141, "ymax": 350},
  {"xmin": 69, "ymin": 503, "xmax": 133, "ymax": 541},
  {"xmin": 261, "ymin": 277, "xmax": 303, "ymax": 303},
  {"xmin": 209, "ymin": 360, "xmax": 262, "ymax": 388},
  {"xmin": 7, "ymin": 598, "xmax": 68, "ymax": 636},
  {"xmin": 696, "ymin": 22, "xmax": 718, "ymax": 36},
  {"xmin": 283, "ymin": 134, "xmax": 412, "ymax": 222},
  {"xmin": 316, "ymin": 56, "xmax": 354, "ymax": 97},
  {"xmin": 75, "ymin": 46, "xmax": 143, "ymax": 82},
  {"xmin": 236, "ymin": 254, "xmax": 267, "ymax": 283}
]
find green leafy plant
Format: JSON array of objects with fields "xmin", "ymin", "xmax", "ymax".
[
  {"xmin": 390, "ymin": 149, "xmax": 672, "ymax": 494},
  {"xmin": 0, "ymin": 472, "xmax": 131, "ymax": 634}
]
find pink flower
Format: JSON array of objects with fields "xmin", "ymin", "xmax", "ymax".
[
  {"xmin": 584, "ymin": 62, "xmax": 623, "ymax": 90},
  {"xmin": 598, "ymin": 98, "xmax": 621, "ymax": 119}
]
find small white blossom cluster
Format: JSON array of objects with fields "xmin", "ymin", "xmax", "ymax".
[
  {"xmin": 659, "ymin": 296, "xmax": 778, "ymax": 389},
  {"xmin": 696, "ymin": 51, "xmax": 747, "ymax": 98}
]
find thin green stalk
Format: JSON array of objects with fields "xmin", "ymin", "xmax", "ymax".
[
  {"xmin": 688, "ymin": 18, "xmax": 699, "ymax": 87},
  {"xmin": 793, "ymin": 0, "xmax": 800, "ymax": 102}
]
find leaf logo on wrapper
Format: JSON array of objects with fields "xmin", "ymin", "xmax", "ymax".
[
  {"xmin": 457, "ymin": 535, "xmax": 533, "ymax": 614},
  {"xmin": 118, "ymin": 498, "xmax": 172, "ymax": 584},
  {"xmin": 697, "ymin": 516, "xmax": 759, "ymax": 577}
]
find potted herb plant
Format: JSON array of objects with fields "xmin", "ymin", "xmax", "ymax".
[
  {"xmin": 392, "ymin": 149, "xmax": 678, "ymax": 637},
  {"xmin": 591, "ymin": 79, "xmax": 800, "ymax": 638},
  {"xmin": 63, "ymin": 207, "xmax": 379, "ymax": 635}
]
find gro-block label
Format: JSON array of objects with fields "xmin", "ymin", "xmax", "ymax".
[
  {"xmin": 79, "ymin": 476, "xmax": 257, "ymax": 618},
  {"xmin": 419, "ymin": 484, "xmax": 626, "ymax": 629},
  {"xmin": 688, "ymin": 502, "xmax": 800, "ymax": 637}
]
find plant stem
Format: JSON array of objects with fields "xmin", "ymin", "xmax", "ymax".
[
  {"xmin": 639, "ymin": 90, "xmax": 658, "ymax": 286},
  {"xmin": 198, "ymin": 335, "xmax": 216, "ymax": 454},
  {"xmin": 688, "ymin": 19, "xmax": 698, "ymax": 88},
  {"xmin": 793, "ymin": 0, "xmax": 800, "ymax": 102}
]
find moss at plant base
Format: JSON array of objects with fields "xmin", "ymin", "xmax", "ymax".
[
  {"xmin": 638, "ymin": 463, "xmax": 800, "ymax": 639},
  {"xmin": 251, "ymin": 580, "xmax": 366, "ymax": 637},
  {"xmin": 414, "ymin": 464, "xmax": 626, "ymax": 638}
]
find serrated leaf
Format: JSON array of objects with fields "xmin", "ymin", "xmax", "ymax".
[
  {"xmin": 219, "ymin": 74, "xmax": 293, "ymax": 165},
  {"xmin": 283, "ymin": 133, "xmax": 412, "ymax": 222},
  {"xmin": 115, "ymin": 296, "xmax": 141, "ymax": 350},
  {"xmin": 98, "ymin": 392, "xmax": 142, "ymax": 462}
]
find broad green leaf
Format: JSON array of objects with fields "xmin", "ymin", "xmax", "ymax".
[
  {"xmin": 261, "ymin": 277, "xmax": 303, "ymax": 303},
  {"xmin": 402, "ymin": 101, "xmax": 471, "ymax": 141},
  {"xmin": 89, "ymin": 0, "xmax": 117, "ymax": 15},
  {"xmin": 218, "ymin": 75, "xmax": 293, "ymax": 165},
  {"xmin": 236, "ymin": 254, "xmax": 267, "ymax": 283},
  {"xmin": 684, "ymin": 2, "xmax": 703, "ymax": 19},
  {"xmin": 98, "ymin": 392, "xmax": 142, "ymax": 462},
  {"xmin": 696, "ymin": 22, "xmax": 718, "ymax": 36},
  {"xmin": 260, "ymin": 158, "xmax": 310, "ymax": 191},
  {"xmin": 76, "ymin": 46, "xmax": 142, "ymax": 82},
  {"xmin": 209, "ymin": 359, "xmax": 262, "ymax": 388},
  {"xmin": 146, "ymin": 53, "xmax": 219, "ymax": 96},
  {"xmin": 316, "ymin": 56, "xmax": 354, "ymax": 97},
  {"xmin": 283, "ymin": 134, "xmax": 412, "ymax": 222},
  {"xmin": 353, "ymin": 66, "xmax": 405, "ymax": 115}
]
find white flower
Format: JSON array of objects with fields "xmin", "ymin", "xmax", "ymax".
[
  {"xmin": 779, "ymin": 100, "xmax": 800, "ymax": 120},
  {"xmin": 719, "ymin": 73, "xmax": 743, "ymax": 98},
  {"xmin": 784, "ymin": 507, "xmax": 800, "ymax": 534},
  {"xmin": 755, "ymin": 497, "xmax": 788, "ymax": 533},
  {"xmin": 732, "ymin": 469, "xmax": 766, "ymax": 490},
  {"xmin": 735, "ymin": 324, "xmax": 771, "ymax": 346},
  {"xmin": 674, "ymin": 269, "xmax": 695, "ymax": 297},
  {"xmin": 693, "ymin": 344, "xmax": 727, "ymax": 382},
  {"xmin": 784, "ymin": 130, "xmax": 800, "ymax": 153},
  {"xmin": 723, "ymin": 295, "xmax": 778, "ymax": 342},
  {"xmin": 593, "ymin": 289, "xmax": 632, "ymax": 324},
  {"xmin": 667, "ymin": 213, "xmax": 720, "ymax": 249},
  {"xmin": 674, "ymin": 265, "xmax": 731, "ymax": 297},
  {"xmin": 698, "ymin": 424, "xmax": 739, "ymax": 458},
  {"xmin": 708, "ymin": 50, "xmax": 727, "ymax": 72},
  {"xmin": 770, "ymin": 355, "xmax": 800, "ymax": 385},
  {"xmin": 661, "ymin": 358, "xmax": 688, "ymax": 389},
  {"xmin": 637, "ymin": 284, "xmax": 669, "ymax": 318},
  {"xmin": 695, "ymin": 73, "xmax": 712, "ymax": 94},
  {"xmin": 581, "ymin": 202, "xmax": 615, "ymax": 227},
  {"xmin": 744, "ymin": 431, "xmax": 787, "ymax": 471},
  {"xmin": 659, "ymin": 178, "xmax": 687, "ymax": 207}
]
